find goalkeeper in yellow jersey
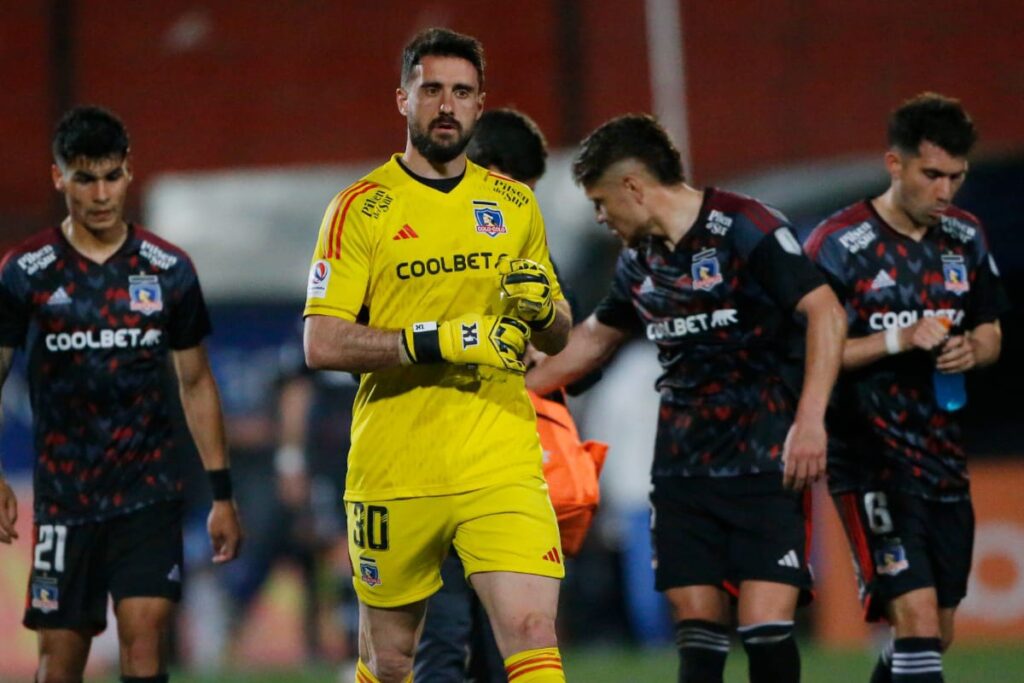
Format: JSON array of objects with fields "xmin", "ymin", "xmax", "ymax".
[{"xmin": 303, "ymin": 27, "xmax": 571, "ymax": 683}]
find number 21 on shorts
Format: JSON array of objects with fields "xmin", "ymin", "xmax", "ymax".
[{"xmin": 34, "ymin": 524, "xmax": 68, "ymax": 572}]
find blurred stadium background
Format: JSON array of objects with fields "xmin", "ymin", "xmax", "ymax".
[{"xmin": 2, "ymin": 1, "xmax": 1023, "ymax": 680}]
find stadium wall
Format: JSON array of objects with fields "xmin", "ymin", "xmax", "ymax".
[{"xmin": 2, "ymin": 1, "xmax": 1023, "ymax": 242}]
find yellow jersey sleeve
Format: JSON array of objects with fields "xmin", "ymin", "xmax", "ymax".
[{"xmin": 304, "ymin": 181, "xmax": 380, "ymax": 321}]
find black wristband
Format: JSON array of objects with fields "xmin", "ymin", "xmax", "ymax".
[
  {"xmin": 408, "ymin": 322, "xmax": 443, "ymax": 363},
  {"xmin": 207, "ymin": 468, "xmax": 233, "ymax": 501}
]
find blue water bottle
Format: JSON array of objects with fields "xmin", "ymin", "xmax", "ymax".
[
  {"xmin": 933, "ymin": 370, "xmax": 966, "ymax": 412},
  {"xmin": 933, "ymin": 316, "xmax": 967, "ymax": 412}
]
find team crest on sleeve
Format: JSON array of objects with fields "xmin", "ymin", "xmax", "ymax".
[
  {"xmin": 691, "ymin": 249, "xmax": 723, "ymax": 291},
  {"xmin": 472, "ymin": 200, "xmax": 507, "ymax": 237},
  {"xmin": 941, "ymin": 254, "xmax": 969, "ymax": 295},
  {"xmin": 359, "ymin": 556, "xmax": 382, "ymax": 587},
  {"xmin": 128, "ymin": 275, "xmax": 164, "ymax": 315},
  {"xmin": 308, "ymin": 260, "xmax": 330, "ymax": 299},
  {"xmin": 31, "ymin": 579, "xmax": 60, "ymax": 613}
]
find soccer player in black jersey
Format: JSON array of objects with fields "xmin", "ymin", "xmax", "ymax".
[
  {"xmin": 0, "ymin": 106, "xmax": 242, "ymax": 683},
  {"xmin": 805, "ymin": 94, "xmax": 1010, "ymax": 683},
  {"xmin": 528, "ymin": 114, "xmax": 847, "ymax": 683}
]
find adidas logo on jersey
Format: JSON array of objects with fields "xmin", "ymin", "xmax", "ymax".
[
  {"xmin": 167, "ymin": 564, "xmax": 181, "ymax": 582},
  {"xmin": 871, "ymin": 269, "xmax": 896, "ymax": 290},
  {"xmin": 777, "ymin": 550, "xmax": 800, "ymax": 569},
  {"xmin": 392, "ymin": 224, "xmax": 419, "ymax": 240},
  {"xmin": 542, "ymin": 547, "xmax": 562, "ymax": 564},
  {"xmin": 47, "ymin": 287, "xmax": 72, "ymax": 306}
]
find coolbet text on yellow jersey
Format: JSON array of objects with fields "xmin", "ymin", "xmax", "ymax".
[{"xmin": 304, "ymin": 155, "xmax": 564, "ymax": 501}]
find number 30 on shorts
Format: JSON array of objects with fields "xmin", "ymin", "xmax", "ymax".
[
  {"xmin": 34, "ymin": 524, "xmax": 68, "ymax": 572},
  {"xmin": 351, "ymin": 503, "xmax": 390, "ymax": 550}
]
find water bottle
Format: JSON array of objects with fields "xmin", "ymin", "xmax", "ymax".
[
  {"xmin": 933, "ymin": 370, "xmax": 966, "ymax": 412},
  {"xmin": 932, "ymin": 316, "xmax": 966, "ymax": 412}
]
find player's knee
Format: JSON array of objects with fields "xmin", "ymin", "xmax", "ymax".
[
  {"xmin": 514, "ymin": 610, "xmax": 558, "ymax": 649},
  {"xmin": 894, "ymin": 604, "xmax": 940, "ymax": 638},
  {"xmin": 370, "ymin": 650, "xmax": 414, "ymax": 683},
  {"xmin": 119, "ymin": 630, "xmax": 165, "ymax": 675}
]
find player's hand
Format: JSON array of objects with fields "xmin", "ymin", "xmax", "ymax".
[
  {"xmin": 935, "ymin": 334, "xmax": 976, "ymax": 373},
  {"xmin": 782, "ymin": 418, "xmax": 826, "ymax": 491},
  {"xmin": 208, "ymin": 500, "xmax": 243, "ymax": 563},
  {"xmin": 900, "ymin": 316, "xmax": 950, "ymax": 353},
  {"xmin": 0, "ymin": 477, "xmax": 18, "ymax": 544},
  {"xmin": 403, "ymin": 314, "xmax": 531, "ymax": 374},
  {"xmin": 498, "ymin": 256, "xmax": 555, "ymax": 330}
]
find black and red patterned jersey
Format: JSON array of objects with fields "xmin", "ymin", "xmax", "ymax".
[
  {"xmin": 0, "ymin": 225, "xmax": 212, "ymax": 524},
  {"xmin": 805, "ymin": 201, "xmax": 1010, "ymax": 501},
  {"xmin": 594, "ymin": 188, "xmax": 825, "ymax": 478}
]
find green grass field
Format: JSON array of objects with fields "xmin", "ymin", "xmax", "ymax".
[{"xmin": 125, "ymin": 643, "xmax": 1024, "ymax": 682}]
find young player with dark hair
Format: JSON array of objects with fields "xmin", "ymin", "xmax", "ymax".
[
  {"xmin": 0, "ymin": 105, "xmax": 242, "ymax": 683},
  {"xmin": 303, "ymin": 29, "xmax": 572, "ymax": 683},
  {"xmin": 805, "ymin": 93, "xmax": 1009, "ymax": 683},
  {"xmin": 528, "ymin": 113, "xmax": 847, "ymax": 683}
]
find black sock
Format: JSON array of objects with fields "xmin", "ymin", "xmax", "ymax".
[
  {"xmin": 675, "ymin": 619, "xmax": 729, "ymax": 683},
  {"xmin": 739, "ymin": 621, "xmax": 799, "ymax": 683},
  {"xmin": 870, "ymin": 640, "xmax": 894, "ymax": 683},
  {"xmin": 121, "ymin": 676, "xmax": 169, "ymax": 683},
  {"xmin": 891, "ymin": 637, "xmax": 943, "ymax": 682}
]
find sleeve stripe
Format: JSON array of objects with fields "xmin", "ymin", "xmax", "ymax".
[
  {"xmin": 739, "ymin": 203, "xmax": 781, "ymax": 234},
  {"xmin": 326, "ymin": 181, "xmax": 377, "ymax": 258}
]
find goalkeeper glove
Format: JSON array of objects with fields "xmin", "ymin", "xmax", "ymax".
[
  {"xmin": 402, "ymin": 314, "xmax": 531, "ymax": 374},
  {"xmin": 498, "ymin": 256, "xmax": 555, "ymax": 330}
]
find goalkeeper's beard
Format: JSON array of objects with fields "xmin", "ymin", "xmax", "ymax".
[{"xmin": 409, "ymin": 117, "xmax": 474, "ymax": 164}]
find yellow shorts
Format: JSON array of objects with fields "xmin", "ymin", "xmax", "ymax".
[{"xmin": 346, "ymin": 476, "xmax": 564, "ymax": 607}]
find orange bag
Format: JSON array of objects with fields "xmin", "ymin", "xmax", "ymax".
[{"xmin": 530, "ymin": 390, "xmax": 608, "ymax": 557}]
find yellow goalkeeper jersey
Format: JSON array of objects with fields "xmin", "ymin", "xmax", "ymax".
[{"xmin": 304, "ymin": 154, "xmax": 564, "ymax": 501}]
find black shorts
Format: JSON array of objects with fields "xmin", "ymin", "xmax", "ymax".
[
  {"xmin": 833, "ymin": 489, "xmax": 974, "ymax": 622},
  {"xmin": 23, "ymin": 500, "xmax": 184, "ymax": 634},
  {"xmin": 650, "ymin": 474, "xmax": 813, "ymax": 601}
]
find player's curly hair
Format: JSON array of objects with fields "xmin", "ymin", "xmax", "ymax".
[
  {"xmin": 401, "ymin": 27, "xmax": 485, "ymax": 90},
  {"xmin": 572, "ymin": 114, "xmax": 685, "ymax": 188},
  {"xmin": 889, "ymin": 92, "xmax": 977, "ymax": 157},
  {"xmin": 467, "ymin": 109, "xmax": 548, "ymax": 183},
  {"xmin": 52, "ymin": 106, "xmax": 130, "ymax": 168}
]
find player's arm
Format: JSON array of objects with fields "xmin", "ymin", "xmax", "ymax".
[
  {"xmin": 526, "ymin": 314, "xmax": 627, "ymax": 395},
  {"xmin": 305, "ymin": 313, "xmax": 532, "ymax": 375},
  {"xmin": 0, "ymin": 346, "xmax": 18, "ymax": 544},
  {"xmin": 172, "ymin": 344, "xmax": 242, "ymax": 563},
  {"xmin": 785, "ymin": 285, "xmax": 847, "ymax": 491},
  {"xmin": 274, "ymin": 372, "xmax": 314, "ymax": 507},
  {"xmin": 531, "ymin": 299, "xmax": 571, "ymax": 355},
  {"xmin": 304, "ymin": 315, "xmax": 403, "ymax": 372}
]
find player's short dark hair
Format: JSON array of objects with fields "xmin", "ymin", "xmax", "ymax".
[
  {"xmin": 888, "ymin": 92, "xmax": 977, "ymax": 157},
  {"xmin": 466, "ymin": 108, "xmax": 547, "ymax": 183},
  {"xmin": 52, "ymin": 105, "xmax": 130, "ymax": 167},
  {"xmin": 572, "ymin": 113, "xmax": 685, "ymax": 188},
  {"xmin": 401, "ymin": 27, "xmax": 485, "ymax": 90}
]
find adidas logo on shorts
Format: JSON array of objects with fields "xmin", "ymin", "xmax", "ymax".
[
  {"xmin": 777, "ymin": 550, "xmax": 800, "ymax": 569},
  {"xmin": 542, "ymin": 547, "xmax": 562, "ymax": 564}
]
